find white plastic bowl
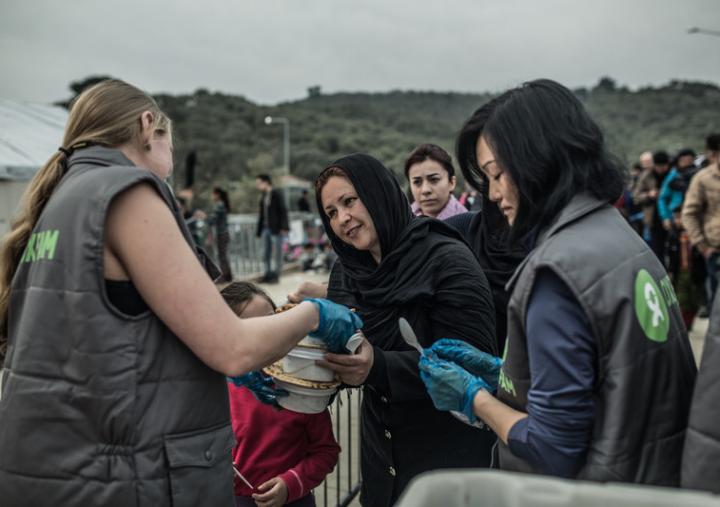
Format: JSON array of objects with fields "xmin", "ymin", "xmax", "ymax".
[
  {"xmin": 274, "ymin": 379, "xmax": 337, "ymax": 414},
  {"xmin": 282, "ymin": 345, "xmax": 335, "ymax": 382}
]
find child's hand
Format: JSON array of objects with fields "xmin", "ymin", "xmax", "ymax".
[
  {"xmin": 287, "ymin": 280, "xmax": 328, "ymax": 303},
  {"xmin": 252, "ymin": 476, "xmax": 288, "ymax": 507}
]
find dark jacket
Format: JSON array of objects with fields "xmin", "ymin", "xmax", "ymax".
[
  {"xmin": 256, "ymin": 188, "xmax": 289, "ymax": 236},
  {"xmin": 498, "ymin": 193, "xmax": 696, "ymax": 485},
  {"xmin": 320, "ymin": 153, "xmax": 498, "ymax": 507},
  {"xmin": 682, "ymin": 292, "xmax": 720, "ymax": 492},
  {"xmin": 329, "ymin": 255, "xmax": 498, "ymax": 507},
  {"xmin": 0, "ymin": 147, "xmax": 235, "ymax": 507},
  {"xmin": 208, "ymin": 201, "xmax": 229, "ymax": 235},
  {"xmin": 633, "ymin": 168, "xmax": 671, "ymax": 229}
]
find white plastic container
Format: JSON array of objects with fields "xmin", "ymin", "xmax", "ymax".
[
  {"xmin": 274, "ymin": 379, "xmax": 337, "ymax": 414},
  {"xmin": 282, "ymin": 345, "xmax": 335, "ymax": 382},
  {"xmin": 396, "ymin": 470, "xmax": 720, "ymax": 507}
]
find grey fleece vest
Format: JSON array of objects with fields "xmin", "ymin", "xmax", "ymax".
[
  {"xmin": 0, "ymin": 147, "xmax": 234, "ymax": 507},
  {"xmin": 497, "ymin": 194, "xmax": 697, "ymax": 485},
  {"xmin": 682, "ymin": 292, "xmax": 720, "ymax": 493}
]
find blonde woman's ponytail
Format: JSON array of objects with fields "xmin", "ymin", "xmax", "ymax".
[{"xmin": 0, "ymin": 79, "xmax": 170, "ymax": 358}]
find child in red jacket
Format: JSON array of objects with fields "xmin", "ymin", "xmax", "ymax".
[{"xmin": 221, "ymin": 282, "xmax": 340, "ymax": 507}]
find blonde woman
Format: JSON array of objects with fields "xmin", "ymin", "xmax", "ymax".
[{"xmin": 0, "ymin": 80, "xmax": 360, "ymax": 507}]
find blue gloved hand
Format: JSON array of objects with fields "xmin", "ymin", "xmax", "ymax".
[
  {"xmin": 227, "ymin": 372, "xmax": 288, "ymax": 409},
  {"xmin": 306, "ymin": 298, "xmax": 363, "ymax": 354},
  {"xmin": 418, "ymin": 354, "xmax": 492, "ymax": 423},
  {"xmin": 428, "ymin": 338, "xmax": 502, "ymax": 391}
]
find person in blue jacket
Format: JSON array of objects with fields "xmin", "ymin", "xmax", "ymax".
[
  {"xmin": 658, "ymin": 149, "xmax": 699, "ymax": 282},
  {"xmin": 658, "ymin": 148, "xmax": 698, "ymax": 232}
]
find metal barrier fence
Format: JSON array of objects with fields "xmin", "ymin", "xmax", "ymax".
[
  {"xmin": 316, "ymin": 388, "xmax": 363, "ymax": 507},
  {"xmin": 201, "ymin": 212, "xmax": 324, "ymax": 279}
]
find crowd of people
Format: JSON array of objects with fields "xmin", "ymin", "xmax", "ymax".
[
  {"xmin": 0, "ymin": 77, "xmax": 718, "ymax": 507},
  {"xmin": 616, "ymin": 137, "xmax": 720, "ymax": 329}
]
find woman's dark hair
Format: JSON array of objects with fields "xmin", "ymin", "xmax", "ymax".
[
  {"xmin": 315, "ymin": 166, "xmax": 348, "ymax": 197},
  {"xmin": 675, "ymin": 148, "xmax": 696, "ymax": 161},
  {"xmin": 220, "ymin": 281, "xmax": 275, "ymax": 315},
  {"xmin": 403, "ymin": 143, "xmax": 455, "ymax": 180},
  {"xmin": 212, "ymin": 186, "xmax": 231, "ymax": 212},
  {"xmin": 457, "ymin": 79, "xmax": 626, "ymax": 241},
  {"xmin": 653, "ymin": 150, "xmax": 670, "ymax": 166},
  {"xmin": 256, "ymin": 174, "xmax": 273, "ymax": 185},
  {"xmin": 706, "ymin": 133, "xmax": 720, "ymax": 152}
]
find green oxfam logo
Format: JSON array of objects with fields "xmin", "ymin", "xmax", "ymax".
[{"xmin": 634, "ymin": 269, "xmax": 669, "ymax": 343}]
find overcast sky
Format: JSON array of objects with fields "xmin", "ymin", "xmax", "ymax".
[{"xmin": 1, "ymin": 0, "xmax": 719, "ymax": 105}]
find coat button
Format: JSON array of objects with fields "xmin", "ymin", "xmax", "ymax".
[
  {"xmin": 389, "ymin": 466, "xmax": 396, "ymax": 477},
  {"xmin": 204, "ymin": 450, "xmax": 213, "ymax": 461},
  {"xmin": 384, "ymin": 430, "xmax": 391, "ymax": 439},
  {"xmin": 380, "ymin": 396, "xmax": 389, "ymax": 403}
]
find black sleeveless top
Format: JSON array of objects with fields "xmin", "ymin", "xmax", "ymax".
[{"xmin": 105, "ymin": 280, "xmax": 148, "ymax": 316}]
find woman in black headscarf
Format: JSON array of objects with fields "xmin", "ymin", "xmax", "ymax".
[
  {"xmin": 314, "ymin": 154, "xmax": 497, "ymax": 507},
  {"xmin": 445, "ymin": 106, "xmax": 530, "ymax": 353}
]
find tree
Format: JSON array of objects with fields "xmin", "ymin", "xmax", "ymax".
[
  {"xmin": 58, "ymin": 75, "xmax": 720, "ymax": 208},
  {"xmin": 55, "ymin": 75, "xmax": 114, "ymax": 108},
  {"xmin": 593, "ymin": 76, "xmax": 617, "ymax": 94}
]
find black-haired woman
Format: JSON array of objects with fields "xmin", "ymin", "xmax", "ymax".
[
  {"xmin": 420, "ymin": 79, "xmax": 697, "ymax": 486},
  {"xmin": 314, "ymin": 154, "xmax": 497, "ymax": 506},
  {"xmin": 209, "ymin": 186, "xmax": 232, "ymax": 282},
  {"xmin": 444, "ymin": 176, "xmax": 527, "ymax": 353},
  {"xmin": 404, "ymin": 143, "xmax": 466, "ymax": 220}
]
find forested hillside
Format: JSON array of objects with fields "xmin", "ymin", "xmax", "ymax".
[{"xmin": 62, "ymin": 77, "xmax": 720, "ymax": 212}]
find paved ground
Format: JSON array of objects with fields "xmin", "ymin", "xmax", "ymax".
[
  {"xmin": 256, "ymin": 270, "xmax": 329, "ymax": 307},
  {"xmin": 688, "ymin": 315, "xmax": 709, "ymax": 364}
]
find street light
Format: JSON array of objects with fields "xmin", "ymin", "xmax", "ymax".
[
  {"xmin": 264, "ymin": 115, "xmax": 290, "ymax": 175},
  {"xmin": 687, "ymin": 27, "xmax": 720, "ymax": 37}
]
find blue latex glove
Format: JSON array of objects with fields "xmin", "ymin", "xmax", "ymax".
[
  {"xmin": 306, "ymin": 298, "xmax": 363, "ymax": 354},
  {"xmin": 418, "ymin": 354, "xmax": 492, "ymax": 423},
  {"xmin": 428, "ymin": 338, "xmax": 502, "ymax": 391},
  {"xmin": 227, "ymin": 372, "xmax": 288, "ymax": 409}
]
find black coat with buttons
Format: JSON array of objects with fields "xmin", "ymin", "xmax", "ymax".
[
  {"xmin": 321, "ymin": 154, "xmax": 499, "ymax": 507},
  {"xmin": 329, "ymin": 249, "xmax": 498, "ymax": 507}
]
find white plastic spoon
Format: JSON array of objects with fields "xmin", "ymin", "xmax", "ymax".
[{"xmin": 398, "ymin": 317, "xmax": 424, "ymax": 354}]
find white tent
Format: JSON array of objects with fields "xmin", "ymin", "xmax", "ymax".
[{"xmin": 0, "ymin": 100, "xmax": 67, "ymax": 237}]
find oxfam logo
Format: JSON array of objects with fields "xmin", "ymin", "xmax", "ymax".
[{"xmin": 634, "ymin": 269, "xmax": 669, "ymax": 343}]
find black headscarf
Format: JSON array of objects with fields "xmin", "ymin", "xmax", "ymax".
[
  {"xmin": 470, "ymin": 185, "xmax": 527, "ymax": 305},
  {"xmin": 449, "ymin": 186, "xmax": 528, "ymax": 351},
  {"xmin": 317, "ymin": 153, "xmax": 495, "ymax": 354}
]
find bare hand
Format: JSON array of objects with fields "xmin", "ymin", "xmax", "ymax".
[
  {"xmin": 252, "ymin": 476, "xmax": 288, "ymax": 507},
  {"xmin": 662, "ymin": 219, "xmax": 673, "ymax": 231},
  {"xmin": 317, "ymin": 337, "xmax": 374, "ymax": 386},
  {"xmin": 648, "ymin": 189, "xmax": 659, "ymax": 200},
  {"xmin": 288, "ymin": 281, "xmax": 328, "ymax": 303}
]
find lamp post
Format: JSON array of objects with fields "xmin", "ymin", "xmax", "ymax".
[
  {"xmin": 687, "ymin": 27, "xmax": 720, "ymax": 37},
  {"xmin": 264, "ymin": 115, "xmax": 290, "ymax": 175}
]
